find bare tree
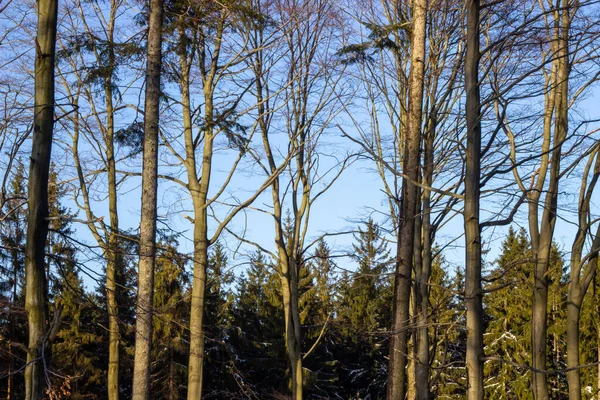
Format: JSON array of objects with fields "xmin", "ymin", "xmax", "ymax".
[
  {"xmin": 566, "ymin": 146, "xmax": 600, "ymax": 399},
  {"xmin": 54, "ymin": 2, "xmax": 138, "ymax": 397},
  {"xmin": 157, "ymin": 2, "xmax": 296, "ymax": 397},
  {"xmin": 387, "ymin": 0, "xmax": 428, "ymax": 396},
  {"xmin": 243, "ymin": 1, "xmax": 348, "ymax": 398},
  {"xmin": 24, "ymin": 0, "xmax": 58, "ymax": 398}
]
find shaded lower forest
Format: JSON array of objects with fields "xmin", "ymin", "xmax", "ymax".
[{"xmin": 1, "ymin": 166, "xmax": 599, "ymax": 399}]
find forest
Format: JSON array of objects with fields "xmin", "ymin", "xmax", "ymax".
[{"xmin": 1, "ymin": 0, "xmax": 600, "ymax": 399}]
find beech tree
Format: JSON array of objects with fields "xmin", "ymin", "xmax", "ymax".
[{"xmin": 24, "ymin": 0, "xmax": 59, "ymax": 398}]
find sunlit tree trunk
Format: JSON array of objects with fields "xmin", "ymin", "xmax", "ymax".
[
  {"xmin": 132, "ymin": 0, "xmax": 164, "ymax": 398},
  {"xmin": 415, "ymin": 119, "xmax": 435, "ymax": 400},
  {"xmin": 184, "ymin": 15, "xmax": 221, "ymax": 399},
  {"xmin": 387, "ymin": 0, "xmax": 427, "ymax": 396},
  {"xmin": 24, "ymin": 0, "xmax": 58, "ymax": 398},
  {"xmin": 566, "ymin": 149, "xmax": 600, "ymax": 399},
  {"xmin": 105, "ymin": 4, "xmax": 120, "ymax": 398},
  {"xmin": 464, "ymin": 0, "xmax": 483, "ymax": 398},
  {"xmin": 532, "ymin": 4, "xmax": 569, "ymax": 398}
]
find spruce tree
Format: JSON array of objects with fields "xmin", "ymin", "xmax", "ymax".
[
  {"xmin": 334, "ymin": 219, "xmax": 393, "ymax": 399},
  {"xmin": 150, "ymin": 238, "xmax": 189, "ymax": 400},
  {"xmin": 483, "ymin": 227, "xmax": 567, "ymax": 399},
  {"xmin": 232, "ymin": 250, "xmax": 286, "ymax": 397},
  {"xmin": 0, "ymin": 161, "xmax": 28, "ymax": 399},
  {"xmin": 204, "ymin": 241, "xmax": 237, "ymax": 398},
  {"xmin": 47, "ymin": 165, "xmax": 104, "ymax": 399},
  {"xmin": 484, "ymin": 227, "xmax": 534, "ymax": 399}
]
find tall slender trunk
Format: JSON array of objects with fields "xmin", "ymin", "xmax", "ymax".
[
  {"xmin": 281, "ymin": 254, "xmax": 303, "ymax": 400},
  {"xmin": 415, "ymin": 123, "xmax": 434, "ymax": 400},
  {"xmin": 464, "ymin": 0, "xmax": 483, "ymax": 398},
  {"xmin": 105, "ymin": 6, "xmax": 120, "ymax": 396},
  {"xmin": 186, "ymin": 47, "xmax": 217, "ymax": 399},
  {"xmin": 132, "ymin": 0, "xmax": 164, "ymax": 398},
  {"xmin": 533, "ymin": 4, "xmax": 569, "ymax": 398},
  {"xmin": 566, "ymin": 289, "xmax": 582, "ymax": 399},
  {"xmin": 387, "ymin": 0, "xmax": 427, "ymax": 396},
  {"xmin": 25, "ymin": 0, "xmax": 58, "ymax": 398},
  {"xmin": 597, "ymin": 280, "xmax": 600, "ymax": 399},
  {"xmin": 565, "ymin": 147, "xmax": 600, "ymax": 399},
  {"xmin": 187, "ymin": 220, "xmax": 209, "ymax": 400}
]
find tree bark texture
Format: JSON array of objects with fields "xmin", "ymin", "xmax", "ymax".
[
  {"xmin": 105, "ymin": 5, "xmax": 120, "ymax": 396},
  {"xmin": 132, "ymin": 0, "xmax": 164, "ymax": 398},
  {"xmin": 464, "ymin": 0, "xmax": 484, "ymax": 398},
  {"xmin": 25, "ymin": 0, "xmax": 58, "ymax": 398},
  {"xmin": 387, "ymin": 0, "xmax": 427, "ymax": 397},
  {"xmin": 532, "ymin": 3, "xmax": 569, "ymax": 398}
]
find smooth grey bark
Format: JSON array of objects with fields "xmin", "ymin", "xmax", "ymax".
[
  {"xmin": 24, "ymin": 0, "xmax": 58, "ymax": 398},
  {"xmin": 464, "ymin": 0, "xmax": 484, "ymax": 398},
  {"xmin": 387, "ymin": 0, "xmax": 427, "ymax": 397},
  {"xmin": 531, "ymin": 4, "xmax": 569, "ymax": 397},
  {"xmin": 132, "ymin": 0, "xmax": 164, "ymax": 398},
  {"xmin": 414, "ymin": 120, "xmax": 435, "ymax": 400},
  {"xmin": 566, "ymin": 149, "xmax": 600, "ymax": 400}
]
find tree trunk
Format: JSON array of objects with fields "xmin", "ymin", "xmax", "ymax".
[
  {"xmin": 533, "ymin": 4, "xmax": 569, "ymax": 398},
  {"xmin": 464, "ymin": 0, "xmax": 484, "ymax": 398},
  {"xmin": 566, "ymin": 289, "xmax": 582, "ymax": 400},
  {"xmin": 131, "ymin": 0, "xmax": 164, "ymax": 398},
  {"xmin": 187, "ymin": 222, "xmax": 209, "ymax": 400},
  {"xmin": 415, "ymin": 127, "xmax": 434, "ymax": 400},
  {"xmin": 105, "ymin": 4, "xmax": 120, "ymax": 398},
  {"xmin": 387, "ymin": 0, "xmax": 427, "ymax": 396},
  {"xmin": 280, "ymin": 254, "xmax": 303, "ymax": 400},
  {"xmin": 25, "ymin": 0, "xmax": 58, "ymax": 398},
  {"xmin": 186, "ymin": 45, "xmax": 217, "ymax": 399}
]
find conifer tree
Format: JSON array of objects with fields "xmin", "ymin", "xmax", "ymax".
[
  {"xmin": 204, "ymin": 242, "xmax": 236, "ymax": 398},
  {"xmin": 429, "ymin": 260, "xmax": 465, "ymax": 398},
  {"xmin": 232, "ymin": 251, "xmax": 286, "ymax": 397},
  {"xmin": 0, "ymin": 161, "xmax": 28, "ymax": 399},
  {"xmin": 334, "ymin": 219, "xmax": 393, "ymax": 399},
  {"xmin": 483, "ymin": 228, "xmax": 567, "ymax": 398},
  {"xmin": 52, "ymin": 262, "xmax": 103, "ymax": 399},
  {"xmin": 484, "ymin": 227, "xmax": 534, "ymax": 398},
  {"xmin": 151, "ymin": 238, "xmax": 189, "ymax": 400}
]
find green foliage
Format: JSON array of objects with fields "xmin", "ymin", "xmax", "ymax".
[
  {"xmin": 0, "ymin": 161, "xmax": 28, "ymax": 398},
  {"xmin": 231, "ymin": 250, "xmax": 287, "ymax": 397},
  {"xmin": 332, "ymin": 219, "xmax": 393, "ymax": 399},
  {"xmin": 150, "ymin": 238, "xmax": 189, "ymax": 399},
  {"xmin": 483, "ymin": 227, "xmax": 567, "ymax": 399}
]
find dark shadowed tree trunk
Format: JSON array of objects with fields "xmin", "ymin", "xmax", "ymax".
[
  {"xmin": 132, "ymin": 0, "xmax": 164, "ymax": 398},
  {"xmin": 464, "ymin": 0, "xmax": 483, "ymax": 398},
  {"xmin": 24, "ymin": 0, "xmax": 58, "ymax": 398}
]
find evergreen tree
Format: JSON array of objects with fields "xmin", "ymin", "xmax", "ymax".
[
  {"xmin": 483, "ymin": 227, "xmax": 567, "ymax": 399},
  {"xmin": 302, "ymin": 240, "xmax": 340, "ymax": 397},
  {"xmin": 94, "ymin": 233, "xmax": 138, "ymax": 399},
  {"xmin": 0, "ymin": 161, "xmax": 28, "ymax": 399},
  {"xmin": 430, "ymin": 262, "xmax": 466, "ymax": 399},
  {"xmin": 333, "ymin": 219, "xmax": 393, "ymax": 399},
  {"xmin": 484, "ymin": 227, "xmax": 534, "ymax": 399},
  {"xmin": 47, "ymin": 165, "xmax": 104, "ymax": 399},
  {"xmin": 150, "ymin": 238, "xmax": 189, "ymax": 400},
  {"xmin": 52, "ymin": 263, "xmax": 103, "ymax": 399},
  {"xmin": 232, "ymin": 250, "xmax": 286, "ymax": 397},
  {"xmin": 204, "ymin": 241, "xmax": 237, "ymax": 398}
]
